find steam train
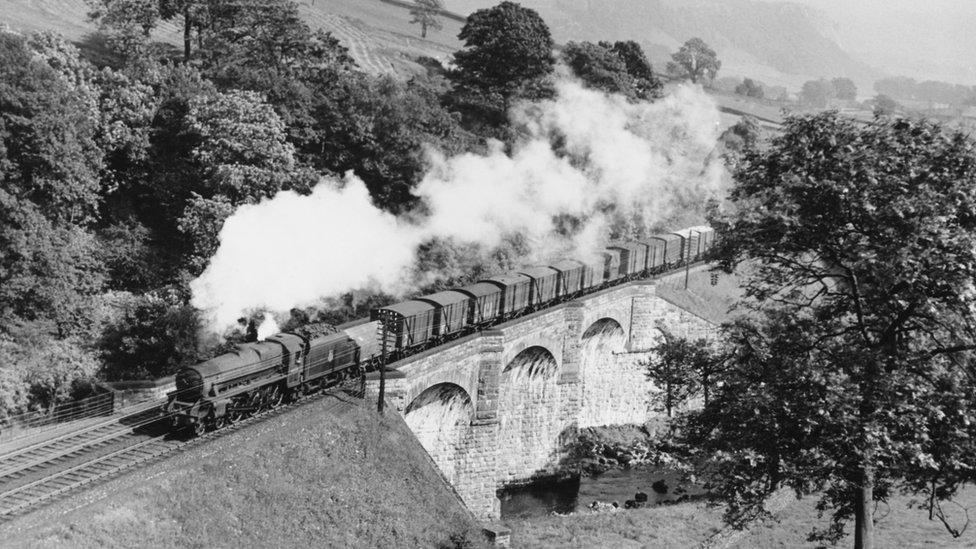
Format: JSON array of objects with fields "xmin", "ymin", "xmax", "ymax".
[{"xmin": 163, "ymin": 225, "xmax": 716, "ymax": 435}]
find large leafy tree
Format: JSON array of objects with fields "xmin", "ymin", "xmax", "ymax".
[
  {"xmin": 449, "ymin": 0, "xmax": 554, "ymax": 120},
  {"xmin": 150, "ymin": 87, "xmax": 314, "ymax": 274},
  {"xmin": 304, "ymin": 75, "xmax": 468, "ymax": 213},
  {"xmin": 0, "ymin": 32, "xmax": 107, "ymax": 335},
  {"xmin": 562, "ymin": 40, "xmax": 662, "ymax": 101},
  {"xmin": 832, "ymin": 77, "xmax": 858, "ymax": 101},
  {"xmin": 800, "ymin": 78, "xmax": 835, "ymax": 108},
  {"xmin": 699, "ymin": 112, "xmax": 976, "ymax": 548},
  {"xmin": 667, "ymin": 37, "xmax": 721, "ymax": 85}
]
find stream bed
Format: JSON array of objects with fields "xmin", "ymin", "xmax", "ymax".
[{"xmin": 499, "ymin": 465, "xmax": 705, "ymax": 519}]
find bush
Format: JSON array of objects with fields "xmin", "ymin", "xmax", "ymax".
[
  {"xmin": 0, "ymin": 329, "xmax": 101, "ymax": 421},
  {"xmin": 100, "ymin": 288, "xmax": 202, "ymax": 380}
]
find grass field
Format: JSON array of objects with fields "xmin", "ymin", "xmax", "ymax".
[
  {"xmin": 0, "ymin": 0, "xmax": 460, "ymax": 77},
  {"xmin": 509, "ymin": 485, "xmax": 976, "ymax": 548},
  {"xmin": 735, "ymin": 487, "xmax": 976, "ymax": 548}
]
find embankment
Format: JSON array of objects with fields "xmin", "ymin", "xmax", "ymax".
[{"xmin": 0, "ymin": 392, "xmax": 483, "ymax": 548}]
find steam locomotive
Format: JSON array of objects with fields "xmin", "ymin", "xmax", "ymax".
[{"xmin": 163, "ymin": 225, "xmax": 715, "ymax": 435}]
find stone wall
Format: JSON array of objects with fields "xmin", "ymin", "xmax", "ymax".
[{"xmin": 367, "ymin": 267, "xmax": 719, "ymax": 519}]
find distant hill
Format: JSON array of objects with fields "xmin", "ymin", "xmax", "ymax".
[{"xmin": 447, "ymin": 0, "xmax": 880, "ymax": 90}]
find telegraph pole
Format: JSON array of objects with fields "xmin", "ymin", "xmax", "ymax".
[{"xmin": 377, "ymin": 317, "xmax": 388, "ymax": 414}]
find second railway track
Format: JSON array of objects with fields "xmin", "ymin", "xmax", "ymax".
[{"xmin": 0, "ymin": 387, "xmax": 360, "ymax": 520}]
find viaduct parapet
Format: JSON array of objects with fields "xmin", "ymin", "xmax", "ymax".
[{"xmin": 367, "ymin": 266, "xmax": 717, "ymax": 519}]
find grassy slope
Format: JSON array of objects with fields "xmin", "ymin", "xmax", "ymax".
[
  {"xmin": 0, "ymin": 0, "xmax": 461, "ymax": 78},
  {"xmin": 655, "ymin": 264, "xmax": 747, "ymax": 325},
  {"xmin": 0, "ymin": 393, "xmax": 483, "ymax": 548}
]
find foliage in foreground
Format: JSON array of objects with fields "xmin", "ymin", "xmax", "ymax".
[{"xmin": 687, "ymin": 112, "xmax": 976, "ymax": 548}]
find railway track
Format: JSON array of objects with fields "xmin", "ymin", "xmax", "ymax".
[
  {"xmin": 0, "ymin": 407, "xmax": 161, "ymax": 483},
  {"xmin": 0, "ymin": 387, "xmax": 360, "ymax": 520}
]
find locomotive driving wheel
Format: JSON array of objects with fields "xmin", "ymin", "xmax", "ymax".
[
  {"xmin": 192, "ymin": 420, "xmax": 207, "ymax": 437},
  {"xmin": 267, "ymin": 386, "xmax": 283, "ymax": 409}
]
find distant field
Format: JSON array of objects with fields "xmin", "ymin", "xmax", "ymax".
[{"xmin": 0, "ymin": 0, "xmax": 461, "ymax": 77}]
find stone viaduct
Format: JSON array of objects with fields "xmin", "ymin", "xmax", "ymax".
[{"xmin": 366, "ymin": 266, "xmax": 720, "ymax": 519}]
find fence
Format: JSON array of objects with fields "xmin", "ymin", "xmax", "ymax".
[{"xmin": 0, "ymin": 376, "xmax": 174, "ymax": 447}]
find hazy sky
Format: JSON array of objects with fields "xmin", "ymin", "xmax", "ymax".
[{"xmin": 760, "ymin": 0, "xmax": 976, "ymax": 84}]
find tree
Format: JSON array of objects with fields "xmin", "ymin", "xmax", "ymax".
[
  {"xmin": 719, "ymin": 115, "xmax": 762, "ymax": 167},
  {"xmin": 563, "ymin": 42, "xmax": 633, "ymax": 96},
  {"xmin": 0, "ymin": 32, "xmax": 107, "ymax": 335},
  {"xmin": 700, "ymin": 112, "xmax": 976, "ymax": 548},
  {"xmin": 450, "ymin": 1, "xmax": 554, "ymax": 105},
  {"xmin": 644, "ymin": 332, "xmax": 720, "ymax": 417},
  {"xmin": 150, "ymin": 88, "xmax": 314, "ymax": 274},
  {"xmin": 562, "ymin": 40, "xmax": 662, "ymax": 101},
  {"xmin": 605, "ymin": 40, "xmax": 663, "ymax": 100},
  {"xmin": 800, "ymin": 78, "xmax": 834, "ymax": 108},
  {"xmin": 86, "ymin": 0, "xmax": 162, "ymax": 62},
  {"xmin": 832, "ymin": 77, "xmax": 858, "ymax": 101},
  {"xmin": 99, "ymin": 287, "xmax": 202, "ymax": 380},
  {"xmin": 872, "ymin": 94, "xmax": 898, "ymax": 117},
  {"xmin": 305, "ymin": 75, "xmax": 468, "ymax": 213},
  {"xmin": 410, "ymin": 0, "xmax": 444, "ymax": 39},
  {"xmin": 667, "ymin": 37, "xmax": 721, "ymax": 85},
  {"xmin": 735, "ymin": 78, "xmax": 764, "ymax": 99}
]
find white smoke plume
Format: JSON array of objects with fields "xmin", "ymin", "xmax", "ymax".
[
  {"xmin": 191, "ymin": 79, "xmax": 728, "ymax": 331},
  {"xmin": 255, "ymin": 313, "xmax": 281, "ymax": 341}
]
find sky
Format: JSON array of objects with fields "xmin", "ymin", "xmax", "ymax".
[{"xmin": 731, "ymin": 0, "xmax": 975, "ymax": 85}]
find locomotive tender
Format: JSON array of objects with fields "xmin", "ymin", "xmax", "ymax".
[{"xmin": 164, "ymin": 225, "xmax": 715, "ymax": 435}]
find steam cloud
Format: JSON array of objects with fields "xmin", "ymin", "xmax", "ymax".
[{"xmin": 191, "ymin": 79, "xmax": 728, "ymax": 331}]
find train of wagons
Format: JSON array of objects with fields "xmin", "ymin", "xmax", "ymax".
[{"xmin": 163, "ymin": 225, "xmax": 716, "ymax": 435}]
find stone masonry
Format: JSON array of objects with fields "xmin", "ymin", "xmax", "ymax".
[{"xmin": 366, "ymin": 265, "xmax": 717, "ymax": 519}]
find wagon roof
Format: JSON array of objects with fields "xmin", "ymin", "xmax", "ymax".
[
  {"xmin": 549, "ymin": 259, "xmax": 585, "ymax": 272},
  {"xmin": 482, "ymin": 273, "xmax": 531, "ymax": 287},
  {"xmin": 518, "ymin": 266, "xmax": 559, "ymax": 279},
  {"xmin": 648, "ymin": 233, "xmax": 682, "ymax": 243},
  {"xmin": 417, "ymin": 290, "xmax": 470, "ymax": 307},
  {"xmin": 607, "ymin": 241, "xmax": 645, "ymax": 251},
  {"xmin": 456, "ymin": 282, "xmax": 502, "ymax": 298},
  {"xmin": 376, "ymin": 300, "xmax": 435, "ymax": 318}
]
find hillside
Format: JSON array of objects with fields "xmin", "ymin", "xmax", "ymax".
[
  {"xmin": 0, "ymin": 0, "xmax": 463, "ymax": 78},
  {"xmin": 447, "ymin": 0, "xmax": 879, "ymax": 90},
  {"xmin": 2, "ymin": 0, "xmax": 885, "ymax": 92},
  {"xmin": 0, "ymin": 393, "xmax": 484, "ymax": 548}
]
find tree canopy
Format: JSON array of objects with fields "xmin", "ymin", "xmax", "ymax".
[
  {"xmin": 410, "ymin": 0, "xmax": 444, "ymax": 39},
  {"xmin": 832, "ymin": 77, "xmax": 858, "ymax": 101},
  {"xmin": 450, "ymin": 1, "xmax": 554, "ymax": 105},
  {"xmin": 562, "ymin": 40, "xmax": 662, "ymax": 100},
  {"xmin": 667, "ymin": 37, "xmax": 721, "ymax": 85},
  {"xmin": 734, "ymin": 77, "xmax": 764, "ymax": 99},
  {"xmin": 699, "ymin": 112, "xmax": 976, "ymax": 548}
]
